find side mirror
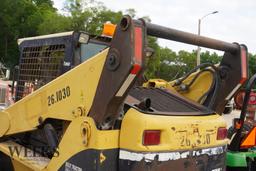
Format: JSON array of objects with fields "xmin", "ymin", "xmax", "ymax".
[{"xmin": 78, "ymin": 33, "xmax": 90, "ymax": 44}]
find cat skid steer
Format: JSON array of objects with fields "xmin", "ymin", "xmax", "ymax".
[{"xmin": 0, "ymin": 16, "xmax": 248, "ymax": 171}]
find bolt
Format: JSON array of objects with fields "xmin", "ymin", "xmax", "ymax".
[{"xmin": 108, "ymin": 55, "xmax": 116, "ymax": 65}]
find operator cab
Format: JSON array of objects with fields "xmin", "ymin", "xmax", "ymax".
[{"xmin": 16, "ymin": 31, "xmax": 111, "ymax": 101}]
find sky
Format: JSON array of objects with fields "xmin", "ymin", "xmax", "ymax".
[{"xmin": 53, "ymin": 0, "xmax": 256, "ymax": 54}]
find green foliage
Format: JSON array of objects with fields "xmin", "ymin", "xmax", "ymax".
[
  {"xmin": 37, "ymin": 12, "xmax": 72, "ymax": 34},
  {"xmin": 200, "ymin": 51, "xmax": 221, "ymax": 64},
  {"xmin": 64, "ymin": 0, "xmax": 122, "ymax": 34},
  {"xmin": 145, "ymin": 47, "xmax": 223, "ymax": 81},
  {"xmin": 0, "ymin": 0, "xmax": 55, "ymax": 67},
  {"xmin": 248, "ymin": 53, "xmax": 256, "ymax": 77},
  {"xmin": 85, "ymin": 9, "xmax": 123, "ymax": 34},
  {"xmin": 0, "ymin": 0, "xmax": 255, "ymax": 82},
  {"xmin": 144, "ymin": 37, "xmax": 160, "ymax": 78}
]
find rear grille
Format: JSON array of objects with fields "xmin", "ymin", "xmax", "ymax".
[
  {"xmin": 16, "ymin": 44, "xmax": 65, "ymax": 100},
  {"xmin": 129, "ymin": 87, "xmax": 210, "ymax": 114}
]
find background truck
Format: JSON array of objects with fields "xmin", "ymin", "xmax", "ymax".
[{"xmin": 0, "ymin": 16, "xmax": 248, "ymax": 171}]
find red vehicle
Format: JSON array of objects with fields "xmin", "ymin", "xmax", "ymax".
[
  {"xmin": 234, "ymin": 89, "xmax": 256, "ymax": 120},
  {"xmin": 248, "ymin": 92, "xmax": 256, "ymax": 105},
  {"xmin": 235, "ymin": 90, "xmax": 256, "ymax": 107}
]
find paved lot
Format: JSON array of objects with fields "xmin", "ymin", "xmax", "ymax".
[{"xmin": 222, "ymin": 109, "xmax": 241, "ymax": 128}]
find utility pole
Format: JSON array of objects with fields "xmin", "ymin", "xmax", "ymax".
[{"xmin": 197, "ymin": 11, "xmax": 218, "ymax": 66}]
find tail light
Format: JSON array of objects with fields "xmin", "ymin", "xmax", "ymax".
[
  {"xmin": 143, "ymin": 130, "xmax": 161, "ymax": 145},
  {"xmin": 217, "ymin": 127, "xmax": 227, "ymax": 140},
  {"xmin": 239, "ymin": 47, "xmax": 248, "ymax": 84}
]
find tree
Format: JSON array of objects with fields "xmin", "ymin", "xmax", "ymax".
[
  {"xmin": 157, "ymin": 48, "xmax": 178, "ymax": 80},
  {"xmin": 200, "ymin": 51, "xmax": 221, "ymax": 64},
  {"xmin": 85, "ymin": 9, "xmax": 123, "ymax": 34},
  {"xmin": 145, "ymin": 37, "xmax": 161, "ymax": 79},
  {"xmin": 64, "ymin": 0, "xmax": 122, "ymax": 34},
  {"xmin": 37, "ymin": 12, "xmax": 72, "ymax": 34},
  {"xmin": 248, "ymin": 53, "xmax": 256, "ymax": 77},
  {"xmin": 1, "ymin": 0, "xmax": 255, "ymax": 80},
  {"xmin": 0, "ymin": 0, "xmax": 56, "ymax": 67}
]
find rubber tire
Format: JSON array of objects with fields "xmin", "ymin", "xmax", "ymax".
[
  {"xmin": 226, "ymin": 166, "xmax": 247, "ymax": 171},
  {"xmin": 0, "ymin": 151, "xmax": 14, "ymax": 171},
  {"xmin": 247, "ymin": 158, "xmax": 256, "ymax": 171},
  {"xmin": 226, "ymin": 167, "xmax": 248, "ymax": 171}
]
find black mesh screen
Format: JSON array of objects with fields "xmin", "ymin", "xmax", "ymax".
[
  {"xmin": 16, "ymin": 44, "xmax": 65, "ymax": 100},
  {"xmin": 129, "ymin": 87, "xmax": 211, "ymax": 114}
]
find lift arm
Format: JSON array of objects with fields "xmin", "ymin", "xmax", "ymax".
[
  {"xmin": 0, "ymin": 16, "xmax": 146, "ymax": 136},
  {"xmin": 144, "ymin": 22, "xmax": 248, "ymax": 113}
]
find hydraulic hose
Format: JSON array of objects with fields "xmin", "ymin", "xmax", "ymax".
[{"xmin": 173, "ymin": 63, "xmax": 220, "ymax": 109}]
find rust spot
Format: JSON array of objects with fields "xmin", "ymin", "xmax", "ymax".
[{"xmin": 193, "ymin": 128, "xmax": 199, "ymax": 134}]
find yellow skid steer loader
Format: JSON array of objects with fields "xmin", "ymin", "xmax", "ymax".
[{"xmin": 0, "ymin": 16, "xmax": 248, "ymax": 171}]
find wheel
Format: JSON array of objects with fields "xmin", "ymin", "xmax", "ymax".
[
  {"xmin": 0, "ymin": 151, "xmax": 14, "ymax": 171},
  {"xmin": 226, "ymin": 166, "xmax": 247, "ymax": 171}
]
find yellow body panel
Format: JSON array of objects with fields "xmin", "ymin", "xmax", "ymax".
[
  {"xmin": 144, "ymin": 71, "xmax": 213, "ymax": 104},
  {"xmin": 0, "ymin": 108, "xmax": 227, "ymax": 170},
  {"xmin": 120, "ymin": 108, "xmax": 227, "ymax": 152},
  {"xmin": 0, "ymin": 49, "xmax": 108, "ymax": 136},
  {"xmin": 46, "ymin": 117, "xmax": 119, "ymax": 171},
  {"xmin": 12, "ymin": 160, "xmax": 33, "ymax": 171},
  {"xmin": 171, "ymin": 71, "xmax": 213, "ymax": 103},
  {"xmin": 143, "ymin": 79, "xmax": 173, "ymax": 90},
  {"xmin": 0, "ymin": 46, "xmax": 227, "ymax": 170},
  {"xmin": 0, "ymin": 141, "xmax": 49, "ymax": 170},
  {"xmin": 0, "ymin": 116, "xmax": 119, "ymax": 171}
]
